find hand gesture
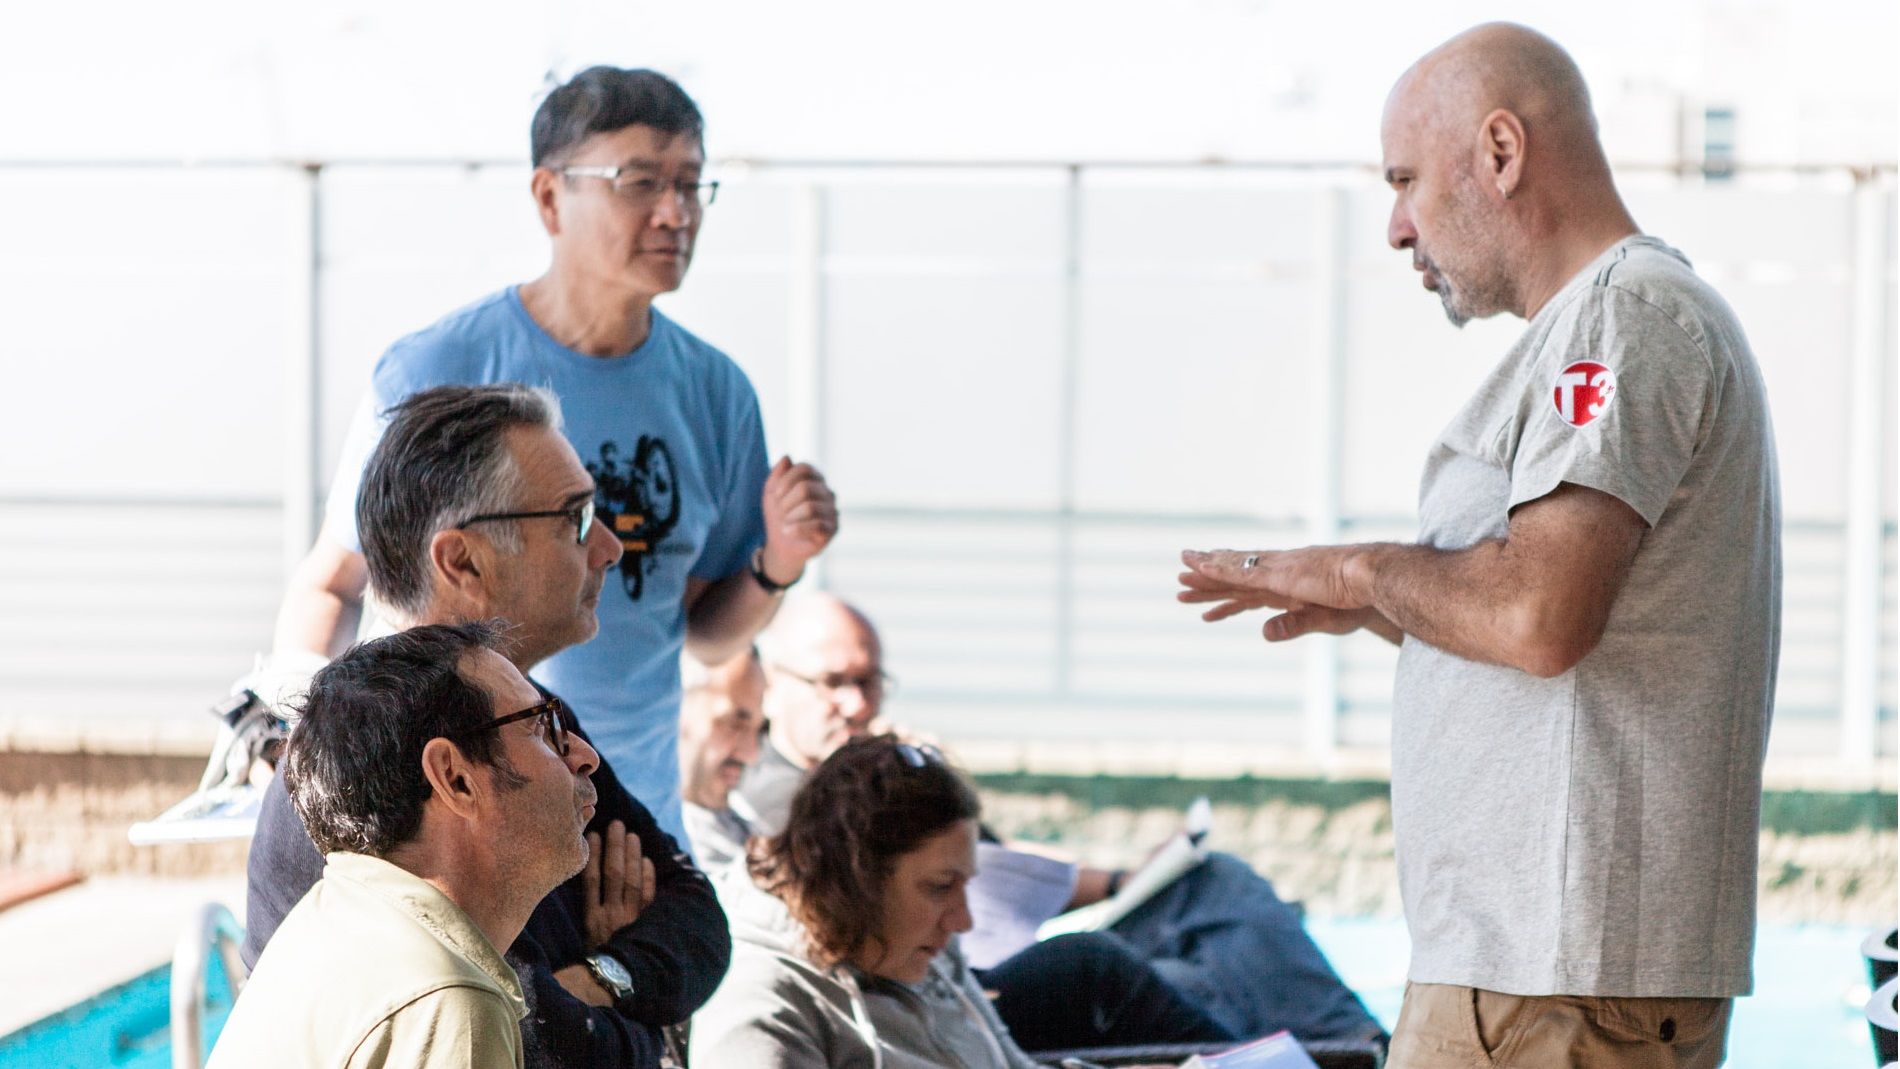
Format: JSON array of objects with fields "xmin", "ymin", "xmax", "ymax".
[
  {"xmin": 581, "ymin": 820, "xmax": 657, "ymax": 948},
  {"xmin": 759, "ymin": 457, "xmax": 839, "ymax": 582},
  {"xmin": 1177, "ymin": 546, "xmax": 1379, "ymax": 642}
]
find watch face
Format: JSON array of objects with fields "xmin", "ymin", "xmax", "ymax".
[{"xmin": 591, "ymin": 953, "xmax": 632, "ymax": 993}]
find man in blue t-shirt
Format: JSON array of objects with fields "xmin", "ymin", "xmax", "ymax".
[{"xmin": 268, "ymin": 67, "xmax": 838, "ymax": 847}]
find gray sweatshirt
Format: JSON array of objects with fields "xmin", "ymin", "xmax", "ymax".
[{"xmin": 689, "ymin": 870, "xmax": 1042, "ymax": 1069}]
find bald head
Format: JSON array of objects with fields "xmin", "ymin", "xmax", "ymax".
[
  {"xmin": 759, "ymin": 594, "xmax": 881, "ymax": 668},
  {"xmin": 1381, "ymin": 23, "xmax": 1638, "ymax": 324},
  {"xmin": 1390, "ymin": 23, "xmax": 1599, "ymax": 155},
  {"xmin": 759, "ymin": 594, "xmax": 885, "ymax": 768}
]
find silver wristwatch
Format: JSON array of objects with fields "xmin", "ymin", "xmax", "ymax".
[{"xmin": 585, "ymin": 952, "xmax": 634, "ymax": 1001}]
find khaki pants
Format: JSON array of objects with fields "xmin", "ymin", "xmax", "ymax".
[{"xmin": 1387, "ymin": 982, "xmax": 1732, "ymax": 1069}]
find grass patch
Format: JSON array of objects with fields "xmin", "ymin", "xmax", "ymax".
[
  {"xmin": 972, "ymin": 773, "xmax": 1391, "ymax": 812},
  {"xmin": 1758, "ymin": 789, "xmax": 1897, "ymax": 835},
  {"xmin": 975, "ymin": 774, "xmax": 1895, "ymax": 838}
]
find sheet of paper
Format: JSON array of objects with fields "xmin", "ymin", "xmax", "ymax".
[
  {"xmin": 1037, "ymin": 830, "xmax": 1205, "ymax": 939},
  {"xmin": 964, "ymin": 843, "xmax": 1079, "ymax": 969},
  {"xmin": 1180, "ymin": 1030, "xmax": 1320, "ymax": 1069}
]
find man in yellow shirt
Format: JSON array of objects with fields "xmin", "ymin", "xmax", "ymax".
[{"xmin": 210, "ymin": 622, "xmax": 601, "ymax": 1068}]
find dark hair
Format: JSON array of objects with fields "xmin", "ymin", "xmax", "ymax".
[
  {"xmin": 530, "ymin": 67, "xmax": 705, "ymax": 167},
  {"xmin": 750, "ymin": 736, "xmax": 981, "ymax": 968},
  {"xmin": 283, "ymin": 622, "xmax": 525, "ymax": 857},
  {"xmin": 357, "ymin": 383, "xmax": 560, "ymax": 619}
]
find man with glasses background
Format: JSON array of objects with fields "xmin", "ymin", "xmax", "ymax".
[
  {"xmin": 244, "ymin": 384, "xmax": 730, "ymax": 1069},
  {"xmin": 730, "ymin": 593, "xmax": 889, "ymax": 836},
  {"xmin": 263, "ymin": 65, "xmax": 837, "ymax": 852},
  {"xmin": 212, "ymin": 622, "xmax": 603, "ymax": 1069}
]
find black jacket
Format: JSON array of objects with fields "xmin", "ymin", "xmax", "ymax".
[{"xmin": 243, "ymin": 694, "xmax": 730, "ymax": 1068}]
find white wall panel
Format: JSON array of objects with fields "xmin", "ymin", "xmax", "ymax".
[{"xmin": 1, "ymin": 162, "xmax": 1889, "ymax": 778}]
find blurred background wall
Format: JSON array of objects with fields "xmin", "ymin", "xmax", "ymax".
[{"xmin": 0, "ymin": 0, "xmax": 1892, "ymax": 792}]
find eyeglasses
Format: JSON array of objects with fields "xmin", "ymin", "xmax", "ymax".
[
  {"xmin": 558, "ymin": 166, "xmax": 720, "ymax": 209},
  {"xmin": 896, "ymin": 742, "xmax": 942, "ymax": 769},
  {"xmin": 772, "ymin": 664, "xmax": 892, "ymax": 702},
  {"xmin": 458, "ymin": 499, "xmax": 595, "ymax": 546},
  {"xmin": 456, "ymin": 695, "xmax": 572, "ymax": 758}
]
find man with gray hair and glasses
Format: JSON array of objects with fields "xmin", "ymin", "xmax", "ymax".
[
  {"xmin": 244, "ymin": 384, "xmax": 729, "ymax": 1069},
  {"xmin": 264, "ymin": 66, "xmax": 838, "ymax": 852}
]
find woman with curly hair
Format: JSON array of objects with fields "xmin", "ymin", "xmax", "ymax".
[{"xmin": 688, "ymin": 734, "xmax": 1042, "ymax": 1068}]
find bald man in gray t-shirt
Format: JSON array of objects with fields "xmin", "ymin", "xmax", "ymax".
[
  {"xmin": 1393, "ymin": 233, "xmax": 1778, "ymax": 1000},
  {"xmin": 1180, "ymin": 24, "xmax": 1779, "ymax": 1069}
]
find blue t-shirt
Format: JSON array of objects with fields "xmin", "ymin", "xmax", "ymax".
[{"xmin": 324, "ymin": 287, "xmax": 769, "ymax": 846}]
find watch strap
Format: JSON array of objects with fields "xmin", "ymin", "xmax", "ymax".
[{"xmin": 749, "ymin": 546, "xmax": 802, "ymax": 594}]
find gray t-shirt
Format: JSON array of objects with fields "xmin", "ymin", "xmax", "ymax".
[
  {"xmin": 1391, "ymin": 235, "xmax": 1781, "ymax": 999},
  {"xmin": 682, "ymin": 801, "xmax": 754, "ymax": 880},
  {"xmin": 731, "ymin": 736, "xmax": 809, "ymax": 839}
]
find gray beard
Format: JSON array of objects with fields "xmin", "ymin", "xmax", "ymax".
[{"xmin": 1437, "ymin": 280, "xmax": 1471, "ymax": 328}]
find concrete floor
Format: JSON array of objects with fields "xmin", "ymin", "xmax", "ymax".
[{"xmin": 0, "ymin": 874, "xmax": 246, "ymax": 1037}]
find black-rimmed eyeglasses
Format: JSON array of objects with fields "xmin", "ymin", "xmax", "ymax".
[
  {"xmin": 558, "ymin": 167, "xmax": 720, "ymax": 209},
  {"xmin": 455, "ymin": 695, "xmax": 572, "ymax": 758},
  {"xmin": 458, "ymin": 499, "xmax": 596, "ymax": 546}
]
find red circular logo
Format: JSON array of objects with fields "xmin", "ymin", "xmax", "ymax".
[{"xmin": 1552, "ymin": 360, "xmax": 1617, "ymax": 427}]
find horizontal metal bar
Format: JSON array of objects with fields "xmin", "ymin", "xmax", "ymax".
[
  {"xmin": 1, "ymin": 496, "xmax": 1890, "ymax": 537},
  {"xmin": 0, "ymin": 157, "xmax": 1890, "ymax": 179},
  {"xmin": 0, "ymin": 494, "xmax": 281, "ymax": 509}
]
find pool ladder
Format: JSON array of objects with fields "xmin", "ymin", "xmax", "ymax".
[{"xmin": 171, "ymin": 902, "xmax": 248, "ymax": 1069}]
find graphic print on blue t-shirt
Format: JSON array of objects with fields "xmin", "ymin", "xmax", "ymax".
[
  {"xmin": 324, "ymin": 291, "xmax": 771, "ymax": 850},
  {"xmin": 586, "ymin": 436, "xmax": 682, "ymax": 601}
]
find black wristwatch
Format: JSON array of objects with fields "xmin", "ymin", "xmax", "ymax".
[
  {"xmin": 749, "ymin": 546, "xmax": 802, "ymax": 595},
  {"xmin": 585, "ymin": 952, "xmax": 634, "ymax": 1002}
]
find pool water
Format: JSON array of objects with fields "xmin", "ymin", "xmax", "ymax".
[
  {"xmin": 0, "ymin": 920, "xmax": 1879, "ymax": 1066},
  {"xmin": 1304, "ymin": 917, "xmax": 1884, "ymax": 1069},
  {"xmin": 0, "ymin": 953, "xmax": 233, "ymax": 1069}
]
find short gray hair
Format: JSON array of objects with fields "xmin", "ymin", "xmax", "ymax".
[{"xmin": 357, "ymin": 384, "xmax": 564, "ymax": 618}]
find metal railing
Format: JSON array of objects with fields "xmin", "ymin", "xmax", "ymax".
[{"xmin": 169, "ymin": 902, "xmax": 246, "ymax": 1069}]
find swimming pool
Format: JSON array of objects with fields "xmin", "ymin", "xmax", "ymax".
[
  {"xmin": 0, "ymin": 953, "xmax": 233, "ymax": 1069},
  {"xmin": 0, "ymin": 920, "xmax": 1878, "ymax": 1066}
]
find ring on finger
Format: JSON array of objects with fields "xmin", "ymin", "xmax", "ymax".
[{"xmin": 1242, "ymin": 554, "xmax": 1260, "ymax": 569}]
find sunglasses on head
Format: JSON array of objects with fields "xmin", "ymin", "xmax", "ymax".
[{"xmin": 896, "ymin": 742, "xmax": 943, "ymax": 769}]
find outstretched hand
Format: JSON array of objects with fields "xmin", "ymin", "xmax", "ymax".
[{"xmin": 1177, "ymin": 546, "xmax": 1382, "ymax": 642}]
